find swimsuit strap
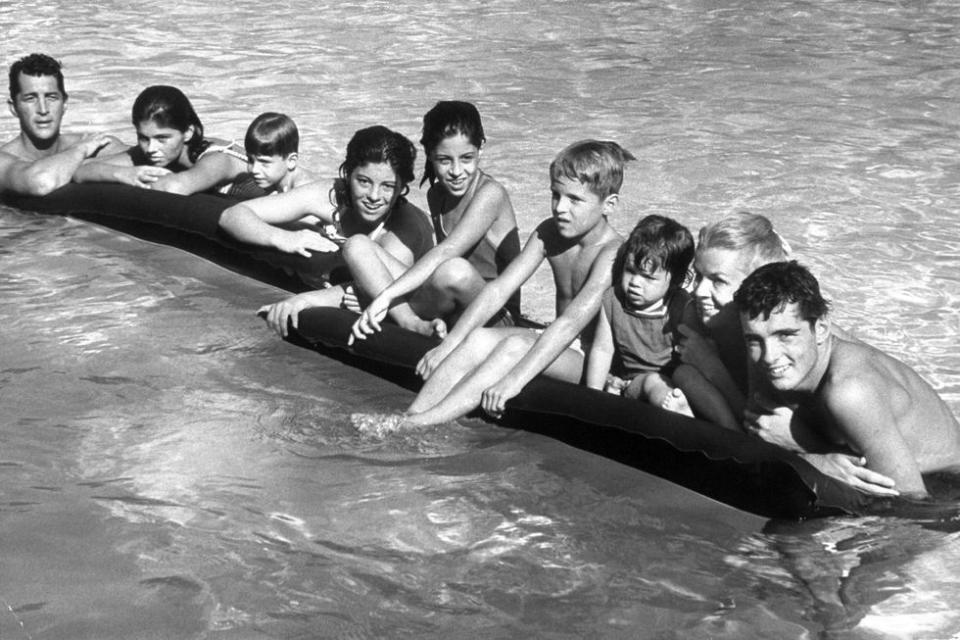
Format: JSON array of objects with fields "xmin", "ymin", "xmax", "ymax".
[
  {"xmin": 321, "ymin": 205, "xmax": 394, "ymax": 246},
  {"xmin": 432, "ymin": 207, "xmax": 447, "ymax": 242},
  {"xmin": 198, "ymin": 139, "xmax": 247, "ymax": 162},
  {"xmin": 219, "ymin": 140, "xmax": 248, "ymax": 163},
  {"xmin": 367, "ymin": 206, "xmax": 393, "ymax": 242},
  {"xmin": 431, "ymin": 171, "xmax": 484, "ymax": 244},
  {"xmin": 320, "ymin": 209, "xmax": 347, "ymax": 246}
]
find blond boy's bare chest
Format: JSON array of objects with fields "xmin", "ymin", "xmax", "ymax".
[{"xmin": 548, "ymin": 245, "xmax": 602, "ymax": 300}]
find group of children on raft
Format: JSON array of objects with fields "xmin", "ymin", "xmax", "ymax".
[
  {"xmin": 68, "ymin": 83, "xmax": 788, "ymax": 431},
  {"xmin": 17, "ymin": 50, "xmax": 960, "ymax": 496}
]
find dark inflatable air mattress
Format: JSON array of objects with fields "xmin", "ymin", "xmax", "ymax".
[{"xmin": 6, "ymin": 182, "xmax": 942, "ymax": 520}]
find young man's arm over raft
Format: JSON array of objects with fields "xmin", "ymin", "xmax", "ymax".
[
  {"xmin": 820, "ymin": 360, "xmax": 927, "ymax": 496},
  {"xmin": 745, "ymin": 371, "xmax": 901, "ymax": 497},
  {"xmin": 480, "ymin": 242, "xmax": 619, "ymax": 417}
]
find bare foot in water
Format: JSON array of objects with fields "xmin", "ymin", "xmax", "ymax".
[
  {"xmin": 350, "ymin": 412, "xmax": 413, "ymax": 436},
  {"xmin": 660, "ymin": 387, "xmax": 694, "ymax": 418}
]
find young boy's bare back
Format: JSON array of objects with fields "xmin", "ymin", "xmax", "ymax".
[{"xmin": 386, "ymin": 140, "xmax": 634, "ymax": 428}]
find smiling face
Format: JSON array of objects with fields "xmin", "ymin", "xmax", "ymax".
[
  {"xmin": 620, "ymin": 263, "xmax": 672, "ymax": 311},
  {"xmin": 9, "ymin": 73, "xmax": 66, "ymax": 146},
  {"xmin": 550, "ymin": 176, "xmax": 613, "ymax": 240},
  {"xmin": 742, "ymin": 302, "xmax": 828, "ymax": 393},
  {"xmin": 348, "ymin": 161, "xmax": 400, "ymax": 225},
  {"xmin": 136, "ymin": 120, "xmax": 193, "ymax": 167},
  {"xmin": 692, "ymin": 247, "xmax": 753, "ymax": 322},
  {"xmin": 429, "ymin": 133, "xmax": 480, "ymax": 198}
]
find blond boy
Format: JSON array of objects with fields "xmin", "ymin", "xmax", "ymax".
[{"xmin": 391, "ymin": 140, "xmax": 634, "ymax": 426}]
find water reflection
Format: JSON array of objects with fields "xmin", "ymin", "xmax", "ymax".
[{"xmin": 3, "ymin": 0, "xmax": 960, "ymax": 636}]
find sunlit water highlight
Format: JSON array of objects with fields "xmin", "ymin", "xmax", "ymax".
[{"xmin": 2, "ymin": 0, "xmax": 960, "ymax": 637}]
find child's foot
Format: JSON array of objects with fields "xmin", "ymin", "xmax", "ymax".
[
  {"xmin": 660, "ymin": 388, "xmax": 694, "ymax": 418},
  {"xmin": 350, "ymin": 412, "xmax": 411, "ymax": 436},
  {"xmin": 430, "ymin": 318, "xmax": 448, "ymax": 340},
  {"xmin": 397, "ymin": 316, "xmax": 443, "ymax": 338}
]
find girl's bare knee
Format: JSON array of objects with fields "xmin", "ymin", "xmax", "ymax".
[
  {"xmin": 430, "ymin": 258, "xmax": 482, "ymax": 294},
  {"xmin": 341, "ymin": 234, "xmax": 376, "ymax": 265},
  {"xmin": 497, "ymin": 333, "xmax": 535, "ymax": 360}
]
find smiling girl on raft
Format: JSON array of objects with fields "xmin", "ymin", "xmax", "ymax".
[
  {"xmin": 349, "ymin": 100, "xmax": 521, "ymax": 339},
  {"xmin": 218, "ymin": 125, "xmax": 434, "ymax": 336},
  {"xmin": 75, "ymin": 85, "xmax": 256, "ymax": 196}
]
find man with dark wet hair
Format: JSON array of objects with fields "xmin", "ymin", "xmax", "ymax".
[
  {"xmin": 1, "ymin": 53, "xmax": 120, "ymax": 195},
  {"xmin": 736, "ymin": 260, "xmax": 960, "ymax": 497}
]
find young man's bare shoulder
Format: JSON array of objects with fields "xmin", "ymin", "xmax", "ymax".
[{"xmin": 820, "ymin": 339, "xmax": 896, "ymax": 406}]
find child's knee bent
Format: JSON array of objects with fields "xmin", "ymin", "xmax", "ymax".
[
  {"xmin": 429, "ymin": 257, "xmax": 481, "ymax": 294},
  {"xmin": 341, "ymin": 234, "xmax": 377, "ymax": 266},
  {"xmin": 496, "ymin": 333, "xmax": 535, "ymax": 361}
]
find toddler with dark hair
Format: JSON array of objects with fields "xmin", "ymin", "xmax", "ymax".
[{"xmin": 588, "ymin": 215, "xmax": 740, "ymax": 429}]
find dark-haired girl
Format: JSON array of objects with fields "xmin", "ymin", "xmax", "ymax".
[
  {"xmin": 219, "ymin": 125, "xmax": 434, "ymax": 337},
  {"xmin": 350, "ymin": 101, "xmax": 520, "ymax": 340},
  {"xmin": 77, "ymin": 85, "xmax": 251, "ymax": 195}
]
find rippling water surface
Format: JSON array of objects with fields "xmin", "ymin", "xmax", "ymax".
[{"xmin": 2, "ymin": 1, "xmax": 960, "ymax": 638}]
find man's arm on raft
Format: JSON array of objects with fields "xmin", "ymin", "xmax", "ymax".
[
  {"xmin": 0, "ymin": 134, "xmax": 117, "ymax": 196},
  {"xmin": 73, "ymin": 145, "xmax": 171, "ymax": 188}
]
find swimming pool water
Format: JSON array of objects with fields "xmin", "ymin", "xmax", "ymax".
[{"xmin": 2, "ymin": 0, "xmax": 960, "ymax": 638}]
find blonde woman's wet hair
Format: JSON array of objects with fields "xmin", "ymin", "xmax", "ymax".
[{"xmin": 696, "ymin": 211, "xmax": 790, "ymax": 272}]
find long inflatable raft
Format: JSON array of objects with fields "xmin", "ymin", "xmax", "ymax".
[{"xmin": 5, "ymin": 182, "xmax": 949, "ymax": 521}]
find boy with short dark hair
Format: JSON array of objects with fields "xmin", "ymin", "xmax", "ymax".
[{"xmin": 242, "ymin": 112, "xmax": 313, "ymax": 194}]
